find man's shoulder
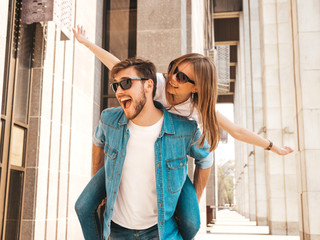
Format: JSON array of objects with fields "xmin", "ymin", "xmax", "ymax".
[
  {"xmin": 100, "ymin": 107, "xmax": 124, "ymax": 126},
  {"xmin": 167, "ymin": 111, "xmax": 198, "ymax": 132}
]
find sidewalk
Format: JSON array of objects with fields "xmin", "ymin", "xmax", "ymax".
[{"xmin": 197, "ymin": 209, "xmax": 300, "ymax": 240}]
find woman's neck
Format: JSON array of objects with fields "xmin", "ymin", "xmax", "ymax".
[{"xmin": 170, "ymin": 94, "xmax": 190, "ymax": 105}]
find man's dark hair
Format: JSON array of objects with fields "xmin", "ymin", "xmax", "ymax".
[{"xmin": 111, "ymin": 57, "xmax": 157, "ymax": 98}]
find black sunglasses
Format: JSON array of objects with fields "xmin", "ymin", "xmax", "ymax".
[
  {"xmin": 168, "ymin": 61, "xmax": 195, "ymax": 85},
  {"xmin": 111, "ymin": 78, "xmax": 148, "ymax": 93}
]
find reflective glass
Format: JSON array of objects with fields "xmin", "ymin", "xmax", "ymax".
[
  {"xmin": 9, "ymin": 125, "xmax": 25, "ymax": 167},
  {"xmin": 0, "ymin": 119, "xmax": 5, "ymax": 164},
  {"xmin": 5, "ymin": 170, "xmax": 24, "ymax": 240},
  {"xmin": 13, "ymin": 23, "xmax": 34, "ymax": 124}
]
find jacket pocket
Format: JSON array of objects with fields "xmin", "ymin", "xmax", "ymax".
[
  {"xmin": 104, "ymin": 144, "xmax": 118, "ymax": 181},
  {"xmin": 166, "ymin": 156, "xmax": 188, "ymax": 193}
]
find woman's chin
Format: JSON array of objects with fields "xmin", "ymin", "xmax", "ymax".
[{"xmin": 167, "ymin": 86, "xmax": 176, "ymax": 95}]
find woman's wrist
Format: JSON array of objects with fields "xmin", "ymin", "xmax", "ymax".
[
  {"xmin": 84, "ymin": 40, "xmax": 93, "ymax": 49},
  {"xmin": 265, "ymin": 140, "xmax": 273, "ymax": 150}
]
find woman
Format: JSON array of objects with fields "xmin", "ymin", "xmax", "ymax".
[
  {"xmin": 73, "ymin": 26, "xmax": 293, "ymax": 240},
  {"xmin": 73, "ymin": 26, "xmax": 292, "ymax": 155}
]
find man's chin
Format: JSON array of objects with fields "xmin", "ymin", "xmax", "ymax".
[{"xmin": 123, "ymin": 110, "xmax": 138, "ymax": 120}]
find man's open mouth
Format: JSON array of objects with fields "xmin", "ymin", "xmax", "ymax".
[{"xmin": 120, "ymin": 97, "xmax": 132, "ymax": 109}]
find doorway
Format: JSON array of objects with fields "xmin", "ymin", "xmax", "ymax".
[{"xmin": 0, "ymin": 0, "xmax": 35, "ymax": 239}]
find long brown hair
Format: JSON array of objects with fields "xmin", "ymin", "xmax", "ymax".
[{"xmin": 165, "ymin": 53, "xmax": 220, "ymax": 152}]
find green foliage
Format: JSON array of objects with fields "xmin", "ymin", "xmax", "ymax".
[{"xmin": 217, "ymin": 161, "xmax": 234, "ymax": 207}]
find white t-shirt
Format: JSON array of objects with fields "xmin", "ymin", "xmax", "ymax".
[
  {"xmin": 154, "ymin": 73, "xmax": 199, "ymax": 123},
  {"xmin": 112, "ymin": 116, "xmax": 164, "ymax": 229}
]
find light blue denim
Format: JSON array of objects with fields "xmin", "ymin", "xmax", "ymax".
[
  {"xmin": 75, "ymin": 101, "xmax": 213, "ymax": 239},
  {"xmin": 75, "ymin": 167, "xmax": 106, "ymax": 240},
  {"xmin": 75, "ymin": 167, "xmax": 201, "ymax": 240},
  {"xmin": 110, "ymin": 221, "xmax": 159, "ymax": 240}
]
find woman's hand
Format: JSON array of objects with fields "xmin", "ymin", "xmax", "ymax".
[
  {"xmin": 72, "ymin": 25, "xmax": 120, "ymax": 70},
  {"xmin": 72, "ymin": 25, "xmax": 90, "ymax": 47},
  {"xmin": 271, "ymin": 145, "xmax": 294, "ymax": 155}
]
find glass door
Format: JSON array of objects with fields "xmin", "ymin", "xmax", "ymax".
[{"xmin": 0, "ymin": 0, "xmax": 35, "ymax": 239}]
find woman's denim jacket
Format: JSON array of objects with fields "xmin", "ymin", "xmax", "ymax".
[{"xmin": 93, "ymin": 101, "xmax": 213, "ymax": 239}]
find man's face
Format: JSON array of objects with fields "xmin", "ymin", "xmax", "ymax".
[{"xmin": 114, "ymin": 67, "xmax": 147, "ymax": 120}]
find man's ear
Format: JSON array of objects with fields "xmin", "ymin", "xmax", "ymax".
[{"xmin": 145, "ymin": 79, "xmax": 154, "ymax": 93}]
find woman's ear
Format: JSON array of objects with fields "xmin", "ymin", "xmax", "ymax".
[{"xmin": 191, "ymin": 86, "xmax": 198, "ymax": 93}]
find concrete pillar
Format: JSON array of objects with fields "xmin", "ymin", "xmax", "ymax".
[
  {"xmin": 243, "ymin": 0, "xmax": 257, "ymax": 222},
  {"xmin": 238, "ymin": 13, "xmax": 251, "ymax": 219},
  {"xmin": 248, "ymin": 0, "xmax": 268, "ymax": 226},
  {"xmin": 260, "ymin": 0, "xmax": 298, "ymax": 235},
  {"xmin": 206, "ymin": 159, "xmax": 216, "ymax": 223},
  {"xmin": 275, "ymin": 0, "xmax": 299, "ymax": 235},
  {"xmin": 234, "ymin": 17, "xmax": 249, "ymax": 217},
  {"xmin": 291, "ymin": 0, "xmax": 320, "ymax": 239},
  {"xmin": 260, "ymin": 0, "xmax": 286, "ymax": 234}
]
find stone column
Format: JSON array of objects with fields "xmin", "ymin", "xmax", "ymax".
[
  {"xmin": 259, "ymin": 0, "xmax": 298, "ymax": 234},
  {"xmin": 275, "ymin": 0, "xmax": 298, "ymax": 235},
  {"xmin": 291, "ymin": 0, "xmax": 320, "ymax": 239},
  {"xmin": 234, "ymin": 17, "xmax": 249, "ymax": 217},
  {"xmin": 248, "ymin": 0, "xmax": 268, "ymax": 226},
  {"xmin": 260, "ymin": 0, "xmax": 286, "ymax": 234},
  {"xmin": 243, "ymin": 0, "xmax": 257, "ymax": 222}
]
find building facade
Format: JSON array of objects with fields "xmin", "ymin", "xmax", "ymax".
[
  {"xmin": 234, "ymin": 0, "xmax": 320, "ymax": 239},
  {"xmin": 0, "ymin": 0, "xmax": 319, "ymax": 239},
  {"xmin": 0, "ymin": 0, "xmax": 212, "ymax": 239}
]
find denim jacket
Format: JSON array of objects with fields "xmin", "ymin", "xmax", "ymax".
[{"xmin": 94, "ymin": 101, "xmax": 213, "ymax": 239}]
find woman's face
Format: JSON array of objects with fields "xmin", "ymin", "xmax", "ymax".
[{"xmin": 166, "ymin": 61, "xmax": 197, "ymax": 104}]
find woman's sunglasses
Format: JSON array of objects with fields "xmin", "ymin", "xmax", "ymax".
[
  {"xmin": 111, "ymin": 78, "xmax": 148, "ymax": 93},
  {"xmin": 168, "ymin": 61, "xmax": 195, "ymax": 85}
]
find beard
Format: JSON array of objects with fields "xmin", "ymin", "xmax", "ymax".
[{"xmin": 124, "ymin": 87, "xmax": 147, "ymax": 120}]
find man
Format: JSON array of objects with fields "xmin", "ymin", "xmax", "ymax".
[{"xmin": 91, "ymin": 58, "xmax": 212, "ymax": 239}]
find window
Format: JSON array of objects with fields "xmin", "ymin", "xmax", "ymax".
[{"xmin": 101, "ymin": 0, "xmax": 137, "ymax": 110}]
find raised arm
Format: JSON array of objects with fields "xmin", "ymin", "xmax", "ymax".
[
  {"xmin": 72, "ymin": 25, "xmax": 120, "ymax": 70},
  {"xmin": 216, "ymin": 111, "xmax": 293, "ymax": 155}
]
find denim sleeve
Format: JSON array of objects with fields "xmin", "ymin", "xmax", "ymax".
[
  {"xmin": 93, "ymin": 120, "xmax": 105, "ymax": 147},
  {"xmin": 188, "ymin": 128, "xmax": 213, "ymax": 169}
]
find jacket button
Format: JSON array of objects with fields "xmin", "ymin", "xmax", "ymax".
[
  {"xmin": 157, "ymin": 163, "xmax": 159, "ymax": 167},
  {"xmin": 113, "ymin": 192, "xmax": 116, "ymax": 194},
  {"xmin": 159, "ymin": 203, "xmax": 162, "ymax": 207},
  {"xmin": 157, "ymin": 143, "xmax": 159, "ymax": 146},
  {"xmin": 124, "ymin": 135, "xmax": 127, "ymax": 138},
  {"xmin": 120, "ymin": 155, "xmax": 123, "ymax": 158},
  {"xmin": 158, "ymin": 184, "xmax": 160, "ymax": 187},
  {"xmin": 180, "ymin": 162, "xmax": 183, "ymax": 166}
]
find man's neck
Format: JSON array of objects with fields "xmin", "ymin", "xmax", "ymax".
[{"xmin": 131, "ymin": 101, "xmax": 163, "ymax": 126}]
